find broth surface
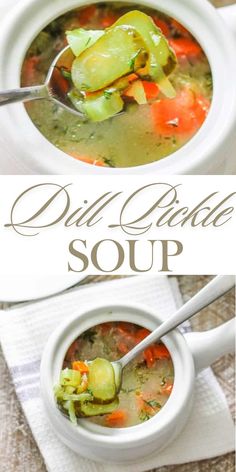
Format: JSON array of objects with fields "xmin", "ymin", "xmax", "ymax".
[
  {"xmin": 21, "ymin": 3, "xmax": 213, "ymax": 168},
  {"xmin": 63, "ymin": 321, "xmax": 174, "ymax": 428}
]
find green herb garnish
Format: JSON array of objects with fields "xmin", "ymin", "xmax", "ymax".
[
  {"xmin": 103, "ymin": 90, "xmax": 113, "ymax": 100},
  {"xmin": 139, "ymin": 410, "xmax": 151, "ymax": 422},
  {"xmin": 145, "ymin": 400, "xmax": 162, "ymax": 409},
  {"xmin": 61, "ymin": 68, "xmax": 72, "ymax": 80},
  {"xmin": 121, "ymin": 387, "xmax": 135, "ymax": 394},
  {"xmin": 205, "ymin": 72, "xmax": 213, "ymax": 90},
  {"xmin": 129, "ymin": 48, "xmax": 141, "ymax": 71},
  {"xmin": 81, "ymin": 83, "xmax": 90, "ymax": 91},
  {"xmin": 102, "ymin": 156, "xmax": 115, "ymax": 168}
]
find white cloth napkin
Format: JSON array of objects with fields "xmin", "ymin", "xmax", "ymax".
[{"xmin": 0, "ymin": 276, "xmax": 234, "ymax": 472}]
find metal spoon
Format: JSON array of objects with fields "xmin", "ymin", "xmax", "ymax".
[
  {"xmin": 0, "ymin": 46, "xmax": 86, "ymax": 119},
  {"xmin": 112, "ymin": 275, "xmax": 235, "ymax": 392}
]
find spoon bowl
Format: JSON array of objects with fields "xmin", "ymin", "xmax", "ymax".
[{"xmin": 0, "ymin": 46, "xmax": 86, "ymax": 118}]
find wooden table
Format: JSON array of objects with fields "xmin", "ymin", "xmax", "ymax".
[{"xmin": 0, "ymin": 275, "xmax": 235, "ymax": 472}]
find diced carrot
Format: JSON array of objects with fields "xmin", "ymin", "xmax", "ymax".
[
  {"xmin": 152, "ymin": 344, "xmax": 171, "ymax": 359},
  {"xmin": 144, "ymin": 347, "xmax": 155, "ymax": 368},
  {"xmin": 116, "ymin": 322, "xmax": 132, "ymax": 335},
  {"xmin": 78, "ymin": 5, "xmax": 97, "ymax": 26},
  {"xmin": 118, "ymin": 341, "xmax": 130, "ymax": 354},
  {"xmin": 124, "ymin": 80, "xmax": 159, "ymax": 102},
  {"xmin": 141, "ymin": 81, "xmax": 159, "ymax": 101},
  {"xmin": 106, "ymin": 410, "xmax": 128, "ymax": 427},
  {"xmin": 127, "ymin": 73, "xmax": 139, "ymax": 83},
  {"xmin": 72, "ymin": 361, "xmax": 89, "ymax": 374},
  {"xmin": 67, "ymin": 153, "xmax": 106, "ymax": 166},
  {"xmin": 99, "ymin": 322, "xmax": 114, "ymax": 334},
  {"xmin": 135, "ymin": 328, "xmax": 151, "ymax": 343},
  {"xmin": 151, "ymin": 88, "xmax": 210, "ymax": 136},
  {"xmin": 171, "ymin": 19, "xmax": 191, "ymax": 37},
  {"xmin": 101, "ymin": 13, "xmax": 118, "ymax": 28},
  {"xmin": 153, "ymin": 18, "xmax": 171, "ymax": 37},
  {"xmin": 169, "ymin": 38, "xmax": 202, "ymax": 58},
  {"xmin": 161, "ymin": 383, "xmax": 173, "ymax": 395}
]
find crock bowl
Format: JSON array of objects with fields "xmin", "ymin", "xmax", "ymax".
[
  {"xmin": 40, "ymin": 303, "xmax": 195, "ymax": 462},
  {"xmin": 40, "ymin": 302, "xmax": 234, "ymax": 463}
]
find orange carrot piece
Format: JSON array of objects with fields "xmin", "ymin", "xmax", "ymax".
[
  {"xmin": 106, "ymin": 410, "xmax": 128, "ymax": 427},
  {"xmin": 67, "ymin": 153, "xmax": 106, "ymax": 166},
  {"xmin": 169, "ymin": 38, "xmax": 202, "ymax": 58},
  {"xmin": 153, "ymin": 18, "xmax": 171, "ymax": 37},
  {"xmin": 118, "ymin": 341, "xmax": 130, "ymax": 354},
  {"xmin": 78, "ymin": 5, "xmax": 97, "ymax": 26},
  {"xmin": 135, "ymin": 328, "xmax": 151, "ymax": 343},
  {"xmin": 162, "ymin": 383, "xmax": 173, "ymax": 395},
  {"xmin": 124, "ymin": 80, "xmax": 159, "ymax": 102},
  {"xmin": 127, "ymin": 73, "xmax": 139, "ymax": 82},
  {"xmin": 99, "ymin": 322, "xmax": 114, "ymax": 334},
  {"xmin": 116, "ymin": 322, "xmax": 132, "ymax": 334},
  {"xmin": 72, "ymin": 361, "xmax": 89, "ymax": 374},
  {"xmin": 171, "ymin": 19, "xmax": 191, "ymax": 38},
  {"xmin": 152, "ymin": 88, "xmax": 210, "ymax": 136},
  {"xmin": 141, "ymin": 81, "xmax": 159, "ymax": 101},
  {"xmin": 153, "ymin": 344, "xmax": 171, "ymax": 359},
  {"xmin": 144, "ymin": 347, "xmax": 155, "ymax": 368},
  {"xmin": 101, "ymin": 13, "xmax": 118, "ymax": 28}
]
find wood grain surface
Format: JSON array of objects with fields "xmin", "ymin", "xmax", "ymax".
[{"xmin": 0, "ymin": 275, "xmax": 235, "ymax": 472}]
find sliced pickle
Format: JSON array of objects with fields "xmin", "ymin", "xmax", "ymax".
[
  {"xmin": 88, "ymin": 358, "xmax": 116, "ymax": 402},
  {"xmin": 114, "ymin": 10, "xmax": 176, "ymax": 97},
  {"xmin": 60, "ymin": 368, "xmax": 81, "ymax": 387},
  {"xmin": 83, "ymin": 91, "xmax": 124, "ymax": 122},
  {"xmin": 71, "ymin": 25, "xmax": 147, "ymax": 92},
  {"xmin": 66, "ymin": 28, "xmax": 104, "ymax": 57},
  {"xmin": 79, "ymin": 397, "xmax": 119, "ymax": 417}
]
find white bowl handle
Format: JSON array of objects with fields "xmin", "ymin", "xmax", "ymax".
[
  {"xmin": 184, "ymin": 318, "xmax": 235, "ymax": 373},
  {"xmin": 218, "ymin": 4, "xmax": 236, "ymax": 38}
]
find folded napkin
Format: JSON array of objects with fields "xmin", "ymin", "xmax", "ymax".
[{"xmin": 0, "ymin": 276, "xmax": 234, "ymax": 472}]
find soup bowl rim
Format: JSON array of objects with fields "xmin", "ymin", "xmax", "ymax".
[
  {"xmin": 0, "ymin": 0, "xmax": 236, "ymax": 174},
  {"xmin": 40, "ymin": 301, "xmax": 195, "ymax": 451}
]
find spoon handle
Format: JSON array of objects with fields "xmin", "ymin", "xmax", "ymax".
[
  {"xmin": 0, "ymin": 85, "xmax": 48, "ymax": 106},
  {"xmin": 120, "ymin": 275, "xmax": 235, "ymax": 368}
]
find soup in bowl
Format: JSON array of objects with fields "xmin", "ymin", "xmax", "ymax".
[
  {"xmin": 21, "ymin": 2, "xmax": 212, "ymax": 168},
  {"xmin": 40, "ymin": 302, "xmax": 195, "ymax": 462},
  {"xmin": 54, "ymin": 321, "xmax": 174, "ymax": 428},
  {"xmin": 40, "ymin": 302, "xmax": 234, "ymax": 462}
]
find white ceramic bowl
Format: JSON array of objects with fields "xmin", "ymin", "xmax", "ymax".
[
  {"xmin": 0, "ymin": 0, "xmax": 236, "ymax": 174},
  {"xmin": 40, "ymin": 302, "xmax": 235, "ymax": 463}
]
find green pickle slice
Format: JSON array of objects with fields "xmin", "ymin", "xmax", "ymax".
[
  {"xmin": 114, "ymin": 10, "xmax": 176, "ymax": 97},
  {"xmin": 71, "ymin": 25, "xmax": 147, "ymax": 92},
  {"xmin": 88, "ymin": 358, "xmax": 116, "ymax": 402},
  {"xmin": 79, "ymin": 397, "xmax": 119, "ymax": 417}
]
